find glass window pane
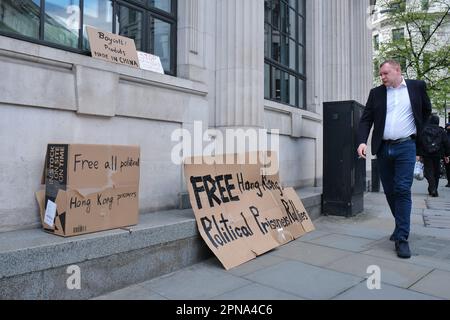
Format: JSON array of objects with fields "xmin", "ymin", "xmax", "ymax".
[
  {"xmin": 298, "ymin": 0, "xmax": 305, "ymax": 16},
  {"xmin": 392, "ymin": 28, "xmax": 404, "ymax": 41},
  {"xmin": 264, "ymin": 23, "xmax": 270, "ymax": 58},
  {"xmin": 298, "ymin": 79, "xmax": 305, "ymax": 108},
  {"xmin": 280, "ymin": 34, "xmax": 288, "ymax": 65},
  {"xmin": 271, "ymin": 30, "xmax": 280, "ymax": 61},
  {"xmin": 115, "ymin": 4, "xmax": 143, "ymax": 51},
  {"xmin": 272, "ymin": 0, "xmax": 280, "ymax": 30},
  {"xmin": 289, "ymin": 0, "xmax": 296, "ymax": 10},
  {"xmin": 288, "ymin": 7, "xmax": 296, "ymax": 39},
  {"xmin": 282, "ymin": 72, "xmax": 289, "ymax": 103},
  {"xmin": 151, "ymin": 17, "xmax": 171, "ymax": 73},
  {"xmin": 289, "ymin": 38, "xmax": 296, "ymax": 70},
  {"xmin": 273, "ymin": 68, "xmax": 281, "ymax": 100},
  {"xmin": 289, "ymin": 75, "xmax": 296, "ymax": 106},
  {"xmin": 150, "ymin": 0, "xmax": 172, "ymax": 13},
  {"xmin": 298, "ymin": 15, "xmax": 304, "ymax": 44},
  {"xmin": 299, "ymin": 44, "xmax": 304, "ymax": 74},
  {"xmin": 280, "ymin": 1, "xmax": 288, "ymax": 35},
  {"xmin": 0, "ymin": 0, "xmax": 40, "ymax": 39},
  {"xmin": 264, "ymin": 63, "xmax": 270, "ymax": 99},
  {"xmin": 265, "ymin": 0, "xmax": 271, "ymax": 22},
  {"xmin": 44, "ymin": 0, "xmax": 80, "ymax": 49},
  {"xmin": 83, "ymin": 0, "xmax": 113, "ymax": 50}
]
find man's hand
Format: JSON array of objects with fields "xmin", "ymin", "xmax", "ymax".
[
  {"xmin": 445, "ymin": 157, "xmax": 449, "ymax": 164},
  {"xmin": 357, "ymin": 144, "xmax": 367, "ymax": 159}
]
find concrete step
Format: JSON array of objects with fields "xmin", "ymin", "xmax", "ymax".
[{"xmin": 0, "ymin": 188, "xmax": 322, "ymax": 299}]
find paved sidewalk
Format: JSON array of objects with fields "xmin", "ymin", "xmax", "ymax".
[{"xmin": 94, "ymin": 180, "xmax": 450, "ymax": 300}]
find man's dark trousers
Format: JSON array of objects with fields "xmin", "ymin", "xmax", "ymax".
[
  {"xmin": 446, "ymin": 160, "xmax": 450, "ymax": 186},
  {"xmin": 423, "ymin": 156, "xmax": 440, "ymax": 194},
  {"xmin": 377, "ymin": 139, "xmax": 416, "ymax": 241}
]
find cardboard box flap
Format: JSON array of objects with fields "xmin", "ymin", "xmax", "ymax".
[
  {"xmin": 40, "ymin": 143, "xmax": 140, "ymax": 237},
  {"xmin": 67, "ymin": 144, "xmax": 140, "ymax": 189}
]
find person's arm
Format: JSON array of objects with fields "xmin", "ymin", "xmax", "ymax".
[
  {"xmin": 357, "ymin": 89, "xmax": 375, "ymax": 159},
  {"xmin": 421, "ymin": 81, "xmax": 432, "ymax": 122},
  {"xmin": 416, "ymin": 81, "xmax": 432, "ymax": 158}
]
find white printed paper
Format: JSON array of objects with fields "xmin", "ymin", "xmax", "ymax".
[
  {"xmin": 137, "ymin": 51, "xmax": 164, "ymax": 74},
  {"xmin": 44, "ymin": 200, "xmax": 57, "ymax": 227}
]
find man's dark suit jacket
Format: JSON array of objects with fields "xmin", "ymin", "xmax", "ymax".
[{"xmin": 357, "ymin": 79, "xmax": 432, "ymax": 156}]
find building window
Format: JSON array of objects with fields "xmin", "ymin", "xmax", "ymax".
[
  {"xmin": 373, "ymin": 34, "xmax": 379, "ymax": 51},
  {"xmin": 0, "ymin": 0, "xmax": 177, "ymax": 75},
  {"xmin": 264, "ymin": 0, "xmax": 306, "ymax": 109},
  {"xmin": 390, "ymin": 0, "xmax": 406, "ymax": 12},
  {"xmin": 392, "ymin": 28, "xmax": 404, "ymax": 41}
]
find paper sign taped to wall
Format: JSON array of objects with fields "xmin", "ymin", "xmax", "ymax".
[
  {"xmin": 184, "ymin": 152, "xmax": 315, "ymax": 270},
  {"xmin": 137, "ymin": 51, "xmax": 164, "ymax": 74}
]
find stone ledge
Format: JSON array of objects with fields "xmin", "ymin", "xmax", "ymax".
[
  {"xmin": 0, "ymin": 187, "xmax": 323, "ymax": 299},
  {"xmin": 0, "ymin": 209, "xmax": 198, "ymax": 279},
  {"xmin": 1, "ymin": 189, "xmax": 322, "ymax": 280}
]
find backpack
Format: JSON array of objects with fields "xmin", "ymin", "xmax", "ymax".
[{"xmin": 421, "ymin": 125, "xmax": 443, "ymax": 154}]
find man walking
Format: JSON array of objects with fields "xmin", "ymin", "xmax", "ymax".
[
  {"xmin": 357, "ymin": 60, "xmax": 431, "ymax": 259},
  {"xmin": 420, "ymin": 115, "xmax": 450, "ymax": 197}
]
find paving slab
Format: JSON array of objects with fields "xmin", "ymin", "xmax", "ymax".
[
  {"xmin": 425, "ymin": 201, "xmax": 450, "ymax": 210},
  {"xmin": 333, "ymin": 282, "xmax": 440, "ymax": 300},
  {"xmin": 244, "ymin": 260, "xmax": 363, "ymax": 300},
  {"xmin": 212, "ymin": 283, "xmax": 303, "ymax": 300},
  {"xmin": 409, "ymin": 269, "xmax": 450, "ymax": 299},
  {"xmin": 325, "ymin": 253, "xmax": 433, "ymax": 288},
  {"xmin": 361, "ymin": 242, "xmax": 450, "ymax": 273},
  {"xmin": 139, "ymin": 263, "xmax": 251, "ymax": 300},
  {"xmin": 305, "ymin": 234, "xmax": 378, "ymax": 252},
  {"xmin": 269, "ymin": 241, "xmax": 353, "ymax": 267},
  {"xmin": 423, "ymin": 209, "xmax": 450, "ymax": 229},
  {"xmin": 411, "ymin": 224, "xmax": 450, "ymax": 240},
  {"xmin": 227, "ymin": 255, "xmax": 285, "ymax": 277},
  {"xmin": 92, "ymin": 284, "xmax": 167, "ymax": 300},
  {"xmin": 295, "ymin": 230, "xmax": 332, "ymax": 242},
  {"xmin": 316, "ymin": 223, "xmax": 393, "ymax": 240}
]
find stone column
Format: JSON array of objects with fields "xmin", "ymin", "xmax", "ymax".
[
  {"xmin": 350, "ymin": 0, "xmax": 373, "ymax": 105},
  {"xmin": 305, "ymin": 0, "xmax": 325, "ymax": 187},
  {"xmin": 177, "ymin": 0, "xmax": 207, "ymax": 83},
  {"xmin": 306, "ymin": 0, "xmax": 324, "ymax": 114},
  {"xmin": 322, "ymin": 0, "xmax": 351, "ymax": 102},
  {"xmin": 214, "ymin": 0, "xmax": 265, "ymax": 129}
]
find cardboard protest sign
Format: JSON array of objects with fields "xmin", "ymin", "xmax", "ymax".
[
  {"xmin": 36, "ymin": 144, "xmax": 140, "ymax": 237},
  {"xmin": 184, "ymin": 152, "xmax": 315, "ymax": 270},
  {"xmin": 86, "ymin": 26, "xmax": 140, "ymax": 68}
]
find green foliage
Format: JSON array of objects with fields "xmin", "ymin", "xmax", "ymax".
[{"xmin": 374, "ymin": 0, "xmax": 450, "ymax": 112}]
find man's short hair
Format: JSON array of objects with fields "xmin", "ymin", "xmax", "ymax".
[{"xmin": 380, "ymin": 60, "xmax": 401, "ymax": 69}]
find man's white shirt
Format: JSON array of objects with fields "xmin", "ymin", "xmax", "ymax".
[{"xmin": 383, "ymin": 78, "xmax": 416, "ymax": 140}]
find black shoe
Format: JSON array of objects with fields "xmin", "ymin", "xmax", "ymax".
[
  {"xmin": 389, "ymin": 234, "xmax": 395, "ymax": 241},
  {"xmin": 395, "ymin": 240, "xmax": 411, "ymax": 259},
  {"xmin": 446, "ymin": 184, "xmax": 450, "ymax": 188},
  {"xmin": 431, "ymin": 191, "xmax": 439, "ymax": 197}
]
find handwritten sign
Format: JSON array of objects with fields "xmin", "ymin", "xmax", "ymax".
[
  {"xmin": 40, "ymin": 144, "xmax": 141, "ymax": 237},
  {"xmin": 86, "ymin": 26, "xmax": 140, "ymax": 68},
  {"xmin": 137, "ymin": 51, "xmax": 164, "ymax": 74},
  {"xmin": 184, "ymin": 152, "xmax": 315, "ymax": 270}
]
